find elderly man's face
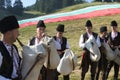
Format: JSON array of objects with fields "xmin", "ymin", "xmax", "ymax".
[{"xmin": 10, "ymin": 28, "xmax": 19, "ymax": 43}]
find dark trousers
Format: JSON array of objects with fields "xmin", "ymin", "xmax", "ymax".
[
  {"xmin": 96, "ymin": 58, "xmax": 107, "ymax": 80},
  {"xmin": 41, "ymin": 66, "xmax": 55, "ymax": 80},
  {"xmin": 105, "ymin": 61, "xmax": 119, "ymax": 80},
  {"xmin": 95, "ymin": 54, "xmax": 108, "ymax": 80},
  {"xmin": 54, "ymin": 53, "xmax": 70, "ymax": 80},
  {"xmin": 81, "ymin": 50, "xmax": 97, "ymax": 80},
  {"xmin": 54, "ymin": 69, "xmax": 69, "ymax": 80}
]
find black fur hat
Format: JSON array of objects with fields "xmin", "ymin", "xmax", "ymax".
[
  {"xmin": 37, "ymin": 20, "xmax": 46, "ymax": 28},
  {"xmin": 85, "ymin": 20, "xmax": 92, "ymax": 27},
  {"xmin": 0, "ymin": 16, "xmax": 19, "ymax": 34},
  {"xmin": 100, "ymin": 26, "xmax": 107, "ymax": 32},
  {"xmin": 56, "ymin": 24, "xmax": 64, "ymax": 32},
  {"xmin": 111, "ymin": 20, "xmax": 117, "ymax": 27}
]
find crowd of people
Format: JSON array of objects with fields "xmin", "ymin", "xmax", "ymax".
[
  {"xmin": 79, "ymin": 20, "xmax": 120, "ymax": 80},
  {"xmin": 0, "ymin": 15, "xmax": 119, "ymax": 80}
]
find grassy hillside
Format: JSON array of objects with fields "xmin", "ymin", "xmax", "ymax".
[
  {"xmin": 16, "ymin": 14, "xmax": 120, "ymax": 80},
  {"xmin": 0, "ymin": 2, "xmax": 120, "ymax": 80},
  {"xmin": 54, "ymin": 2, "xmax": 120, "ymax": 13},
  {"xmin": 1, "ymin": 2, "xmax": 119, "ymax": 19},
  {"xmin": 0, "ymin": 10, "xmax": 44, "ymax": 20}
]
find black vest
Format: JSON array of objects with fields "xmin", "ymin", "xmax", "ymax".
[
  {"xmin": 100, "ymin": 37, "xmax": 108, "ymax": 43},
  {"xmin": 30, "ymin": 36, "xmax": 67, "ymax": 51},
  {"xmin": 83, "ymin": 32, "xmax": 98, "ymax": 43},
  {"xmin": 53, "ymin": 36, "xmax": 67, "ymax": 51},
  {"xmin": 108, "ymin": 32, "xmax": 120, "ymax": 46},
  {"xmin": 0, "ymin": 41, "xmax": 13, "ymax": 78},
  {"xmin": 0, "ymin": 41, "xmax": 21, "ymax": 79},
  {"xmin": 29, "ymin": 37, "xmax": 36, "ymax": 45},
  {"xmin": 83, "ymin": 32, "xmax": 98, "ymax": 50}
]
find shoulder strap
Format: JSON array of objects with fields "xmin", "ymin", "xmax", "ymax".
[
  {"xmin": 0, "ymin": 41, "xmax": 13, "ymax": 79},
  {"xmin": 12, "ymin": 44, "xmax": 21, "ymax": 61},
  {"xmin": 92, "ymin": 32, "xmax": 98, "ymax": 39},
  {"xmin": 53, "ymin": 36, "xmax": 56, "ymax": 40},
  {"xmin": 0, "ymin": 41, "xmax": 10, "ymax": 57},
  {"xmin": 29, "ymin": 37, "xmax": 36, "ymax": 45},
  {"xmin": 83, "ymin": 32, "xmax": 88, "ymax": 43}
]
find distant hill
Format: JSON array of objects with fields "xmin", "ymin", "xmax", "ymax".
[
  {"xmin": 0, "ymin": 2, "xmax": 119, "ymax": 20},
  {"xmin": 0, "ymin": 9, "xmax": 45, "ymax": 20}
]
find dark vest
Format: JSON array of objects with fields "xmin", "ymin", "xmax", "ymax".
[
  {"xmin": 83, "ymin": 32, "xmax": 98, "ymax": 43},
  {"xmin": 29, "ymin": 37, "xmax": 36, "ymax": 45},
  {"xmin": 108, "ymin": 32, "xmax": 120, "ymax": 46},
  {"xmin": 0, "ymin": 41, "xmax": 21, "ymax": 79},
  {"xmin": 30, "ymin": 36, "xmax": 67, "ymax": 51},
  {"xmin": 100, "ymin": 37, "xmax": 108, "ymax": 43},
  {"xmin": 83, "ymin": 32, "xmax": 98, "ymax": 50},
  {"xmin": 53, "ymin": 36, "xmax": 67, "ymax": 51},
  {"xmin": 0, "ymin": 41, "xmax": 13, "ymax": 78}
]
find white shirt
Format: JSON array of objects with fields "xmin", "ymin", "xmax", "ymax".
[
  {"xmin": 79, "ymin": 33, "xmax": 101, "ymax": 48},
  {"xmin": 111, "ymin": 32, "xmax": 118, "ymax": 40},
  {"xmin": 54, "ymin": 37, "xmax": 70, "ymax": 50},
  {"xmin": 0, "ymin": 42, "xmax": 19, "ymax": 80},
  {"xmin": 28, "ymin": 37, "xmax": 42, "ymax": 46}
]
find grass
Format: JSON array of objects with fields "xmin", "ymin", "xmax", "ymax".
[
  {"xmin": 13, "ymin": 14, "xmax": 120, "ymax": 80},
  {"xmin": 0, "ymin": 10, "xmax": 44, "ymax": 20},
  {"xmin": 0, "ymin": 2, "xmax": 120, "ymax": 80},
  {"xmin": 54, "ymin": 2, "xmax": 120, "ymax": 13}
]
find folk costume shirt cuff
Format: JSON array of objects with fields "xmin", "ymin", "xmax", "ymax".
[
  {"xmin": 66, "ymin": 41, "xmax": 70, "ymax": 49},
  {"xmin": 0, "ymin": 76, "xmax": 11, "ymax": 80},
  {"xmin": 0, "ymin": 52, "xmax": 3, "ymax": 67},
  {"xmin": 96, "ymin": 36, "xmax": 101, "ymax": 47},
  {"xmin": 79, "ymin": 35, "xmax": 85, "ymax": 48}
]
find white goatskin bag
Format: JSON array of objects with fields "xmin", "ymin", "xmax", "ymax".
[
  {"xmin": 103, "ymin": 43, "xmax": 116, "ymax": 60},
  {"xmin": 57, "ymin": 49, "xmax": 77, "ymax": 75},
  {"xmin": 85, "ymin": 35, "xmax": 101, "ymax": 62}
]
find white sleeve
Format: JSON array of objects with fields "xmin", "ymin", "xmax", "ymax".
[
  {"xmin": 27, "ymin": 39, "xmax": 31, "ymax": 46},
  {"xmin": 54, "ymin": 40, "xmax": 61, "ymax": 50},
  {"xmin": 66, "ymin": 40, "xmax": 70, "ymax": 49},
  {"xmin": 0, "ymin": 76, "xmax": 11, "ymax": 80},
  {"xmin": 79, "ymin": 34, "xmax": 85, "ymax": 48},
  {"xmin": 96, "ymin": 35, "xmax": 101, "ymax": 47},
  {"xmin": 0, "ymin": 52, "xmax": 11, "ymax": 80},
  {"xmin": 0, "ymin": 52, "xmax": 2, "ymax": 67}
]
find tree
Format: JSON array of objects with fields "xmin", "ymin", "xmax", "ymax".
[
  {"xmin": 33, "ymin": 0, "xmax": 75, "ymax": 13},
  {"xmin": 6, "ymin": 0, "xmax": 12, "ymax": 12},
  {"xmin": 62, "ymin": 0, "xmax": 74, "ymax": 7},
  {"xmin": 74, "ymin": 0, "xmax": 84, "ymax": 4},
  {"xmin": 0, "ymin": 0, "xmax": 5, "ymax": 9},
  {"xmin": 6, "ymin": 0, "xmax": 12, "ymax": 8},
  {"xmin": 55, "ymin": 0, "xmax": 63, "ymax": 9},
  {"xmin": 13, "ymin": 0, "xmax": 24, "ymax": 15}
]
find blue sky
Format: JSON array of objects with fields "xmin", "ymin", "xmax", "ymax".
[{"xmin": 12, "ymin": 0, "xmax": 36, "ymax": 7}]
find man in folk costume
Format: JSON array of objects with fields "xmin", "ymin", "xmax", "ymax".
[
  {"xmin": 0, "ymin": 16, "xmax": 21, "ymax": 80},
  {"xmin": 79, "ymin": 20, "xmax": 101, "ymax": 80},
  {"xmin": 105, "ymin": 20, "xmax": 120, "ymax": 80},
  {"xmin": 95, "ymin": 26, "xmax": 108, "ymax": 80},
  {"xmin": 28, "ymin": 20, "xmax": 55, "ymax": 80},
  {"xmin": 53, "ymin": 24, "xmax": 70, "ymax": 80}
]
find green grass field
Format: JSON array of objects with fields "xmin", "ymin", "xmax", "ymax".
[
  {"xmin": 16, "ymin": 14, "xmax": 120, "ymax": 80},
  {"xmin": 1, "ymin": 2, "xmax": 120, "ymax": 80}
]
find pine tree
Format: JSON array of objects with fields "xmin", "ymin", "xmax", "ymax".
[
  {"xmin": 13, "ymin": 0, "xmax": 24, "ymax": 15},
  {"xmin": 0, "ymin": 0, "xmax": 5, "ymax": 9},
  {"xmin": 6, "ymin": 0, "xmax": 12, "ymax": 12},
  {"xmin": 62, "ymin": 0, "xmax": 74, "ymax": 7},
  {"xmin": 6, "ymin": 0, "xmax": 12, "ymax": 8}
]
